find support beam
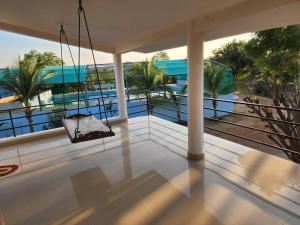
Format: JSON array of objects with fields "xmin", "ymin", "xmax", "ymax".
[
  {"xmin": 113, "ymin": 53, "xmax": 128, "ymax": 120},
  {"xmin": 187, "ymin": 23, "xmax": 205, "ymax": 161}
]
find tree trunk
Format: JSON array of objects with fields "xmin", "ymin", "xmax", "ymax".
[
  {"xmin": 25, "ymin": 109, "xmax": 34, "ymax": 133},
  {"xmin": 24, "ymin": 101, "xmax": 34, "ymax": 133},
  {"xmin": 212, "ymin": 97, "xmax": 218, "ymax": 119},
  {"xmin": 175, "ymin": 103, "xmax": 181, "ymax": 122},
  {"xmin": 146, "ymin": 92, "xmax": 153, "ymax": 115}
]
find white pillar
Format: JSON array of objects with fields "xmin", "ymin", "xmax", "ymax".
[
  {"xmin": 187, "ymin": 23, "xmax": 204, "ymax": 160},
  {"xmin": 113, "ymin": 53, "xmax": 128, "ymax": 119}
]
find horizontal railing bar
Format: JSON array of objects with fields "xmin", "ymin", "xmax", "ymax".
[
  {"xmin": 204, "ymin": 126, "xmax": 300, "ymax": 156},
  {"xmin": 204, "ymin": 97, "xmax": 300, "ymax": 112},
  {"xmin": 152, "ymin": 95, "xmax": 187, "ymax": 106},
  {"xmin": 147, "ymin": 104, "xmax": 300, "ymax": 142},
  {"xmin": 149, "ymin": 103, "xmax": 187, "ymax": 114},
  {"xmin": 127, "ymin": 103, "xmax": 147, "ymax": 109},
  {"xmin": 128, "ymin": 110, "xmax": 148, "ymax": 115},
  {"xmin": 152, "ymin": 94, "xmax": 299, "ymax": 125},
  {"xmin": 144, "ymin": 105, "xmax": 300, "ymax": 156},
  {"xmin": 151, "ymin": 90, "xmax": 300, "ymax": 112},
  {"xmin": 0, "ymin": 100, "xmax": 146, "ymax": 123},
  {"xmin": 152, "ymin": 111, "xmax": 178, "ymax": 120},
  {"xmin": 204, "ymin": 107, "xmax": 300, "ymax": 126},
  {"xmin": 0, "ymin": 102, "xmax": 117, "ymax": 121},
  {"xmin": 0, "ymin": 92, "xmax": 146, "ymax": 112},
  {"xmin": 0, "ymin": 110, "xmax": 118, "ymax": 132},
  {"xmin": 1, "ymin": 90, "xmax": 299, "ymax": 159},
  {"xmin": 205, "ymin": 117, "xmax": 300, "ymax": 141}
]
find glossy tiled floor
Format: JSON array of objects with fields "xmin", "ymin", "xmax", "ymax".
[{"xmin": 0, "ymin": 116, "xmax": 299, "ymax": 225}]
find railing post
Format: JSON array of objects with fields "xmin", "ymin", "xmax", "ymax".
[
  {"xmin": 97, "ymin": 97, "xmax": 103, "ymax": 120},
  {"xmin": 9, "ymin": 109, "xmax": 16, "ymax": 137},
  {"xmin": 146, "ymin": 91, "xmax": 150, "ymax": 117},
  {"xmin": 127, "ymin": 92, "xmax": 130, "ymax": 102}
]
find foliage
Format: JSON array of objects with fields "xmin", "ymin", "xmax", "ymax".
[
  {"xmin": 245, "ymin": 25, "xmax": 300, "ymax": 98},
  {"xmin": 204, "ymin": 62, "xmax": 234, "ymax": 118},
  {"xmin": 243, "ymin": 25, "xmax": 300, "ymax": 163},
  {"xmin": 0, "ymin": 50, "xmax": 57, "ymax": 132},
  {"xmin": 23, "ymin": 49, "xmax": 62, "ymax": 69},
  {"xmin": 126, "ymin": 57, "xmax": 163, "ymax": 113},
  {"xmin": 244, "ymin": 94, "xmax": 300, "ymax": 163},
  {"xmin": 152, "ymin": 51, "xmax": 170, "ymax": 60},
  {"xmin": 253, "ymin": 80, "xmax": 270, "ymax": 97},
  {"xmin": 86, "ymin": 67, "xmax": 115, "ymax": 88},
  {"xmin": 210, "ymin": 40, "xmax": 254, "ymax": 80},
  {"xmin": 48, "ymin": 108, "xmax": 64, "ymax": 129},
  {"xmin": 126, "ymin": 58, "xmax": 163, "ymax": 92}
]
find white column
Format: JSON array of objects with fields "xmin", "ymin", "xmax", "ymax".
[
  {"xmin": 113, "ymin": 53, "xmax": 128, "ymax": 119},
  {"xmin": 187, "ymin": 23, "xmax": 205, "ymax": 160}
]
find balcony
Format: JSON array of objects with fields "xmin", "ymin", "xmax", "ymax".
[
  {"xmin": 0, "ymin": 116, "xmax": 299, "ymax": 225},
  {"xmin": 1, "ymin": 0, "xmax": 300, "ymax": 224}
]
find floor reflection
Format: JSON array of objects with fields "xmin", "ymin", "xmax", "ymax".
[
  {"xmin": 71, "ymin": 123, "xmax": 223, "ymax": 224},
  {"xmin": 0, "ymin": 116, "xmax": 299, "ymax": 225},
  {"xmin": 239, "ymin": 150, "xmax": 300, "ymax": 197}
]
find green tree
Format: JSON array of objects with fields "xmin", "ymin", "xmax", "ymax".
[
  {"xmin": 244, "ymin": 25, "xmax": 300, "ymax": 163},
  {"xmin": 23, "ymin": 49, "xmax": 62, "ymax": 69},
  {"xmin": 0, "ymin": 58, "xmax": 53, "ymax": 133},
  {"xmin": 210, "ymin": 40, "xmax": 253, "ymax": 80},
  {"xmin": 128, "ymin": 58, "xmax": 163, "ymax": 110},
  {"xmin": 204, "ymin": 63, "xmax": 234, "ymax": 119},
  {"xmin": 164, "ymin": 84, "xmax": 187, "ymax": 122},
  {"xmin": 153, "ymin": 51, "xmax": 170, "ymax": 60},
  {"xmin": 245, "ymin": 25, "xmax": 300, "ymax": 98}
]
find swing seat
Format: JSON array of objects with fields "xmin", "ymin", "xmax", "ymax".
[{"xmin": 63, "ymin": 114, "xmax": 115, "ymax": 143}]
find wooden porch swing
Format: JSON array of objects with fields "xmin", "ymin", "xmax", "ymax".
[{"xmin": 60, "ymin": 0, "xmax": 114, "ymax": 143}]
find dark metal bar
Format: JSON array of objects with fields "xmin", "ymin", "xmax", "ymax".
[
  {"xmin": 128, "ymin": 110, "xmax": 148, "ymax": 116},
  {"xmin": 204, "ymin": 126, "xmax": 300, "ymax": 156},
  {"xmin": 205, "ymin": 116, "xmax": 300, "ymax": 141},
  {"xmin": 204, "ymin": 97, "xmax": 300, "ymax": 112},
  {"xmin": 127, "ymin": 103, "xmax": 147, "ymax": 109},
  {"xmin": 204, "ymin": 107, "xmax": 300, "ymax": 126},
  {"xmin": 152, "ymin": 90, "xmax": 300, "ymax": 112},
  {"xmin": 149, "ymin": 102, "xmax": 300, "ymax": 141},
  {"xmin": 8, "ymin": 109, "xmax": 16, "ymax": 137},
  {"xmin": 0, "ymin": 91, "xmax": 147, "ymax": 113},
  {"xmin": 97, "ymin": 98, "xmax": 103, "ymax": 120},
  {"xmin": 1, "ymin": 91, "xmax": 300, "ymax": 160},
  {"xmin": 152, "ymin": 110, "xmax": 178, "ymax": 120}
]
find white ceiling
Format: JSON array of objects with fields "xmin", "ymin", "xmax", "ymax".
[{"xmin": 0, "ymin": 0, "xmax": 299, "ymax": 53}]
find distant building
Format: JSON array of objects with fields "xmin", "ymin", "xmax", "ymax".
[{"xmin": 155, "ymin": 59, "xmax": 233, "ymax": 93}]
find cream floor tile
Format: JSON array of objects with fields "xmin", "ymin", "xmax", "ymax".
[{"xmin": 0, "ymin": 116, "xmax": 299, "ymax": 225}]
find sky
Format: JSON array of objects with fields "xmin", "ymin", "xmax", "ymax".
[{"xmin": 0, "ymin": 30, "xmax": 252, "ymax": 67}]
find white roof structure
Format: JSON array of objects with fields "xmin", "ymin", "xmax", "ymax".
[{"xmin": 0, "ymin": 0, "xmax": 299, "ymax": 53}]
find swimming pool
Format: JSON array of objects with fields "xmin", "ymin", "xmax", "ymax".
[{"xmin": 0, "ymin": 90, "xmax": 235, "ymax": 139}]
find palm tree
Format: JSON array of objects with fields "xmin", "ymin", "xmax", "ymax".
[
  {"xmin": 0, "ymin": 58, "xmax": 53, "ymax": 133},
  {"xmin": 129, "ymin": 57, "xmax": 163, "ymax": 110},
  {"xmin": 164, "ymin": 84, "xmax": 187, "ymax": 122},
  {"xmin": 205, "ymin": 63, "xmax": 234, "ymax": 119}
]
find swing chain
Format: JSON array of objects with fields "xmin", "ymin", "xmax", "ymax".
[{"xmin": 77, "ymin": 0, "xmax": 112, "ymax": 131}]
